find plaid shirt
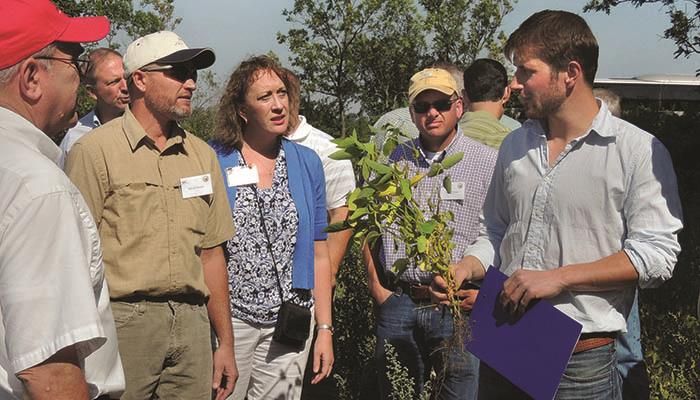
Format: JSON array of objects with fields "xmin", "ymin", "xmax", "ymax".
[{"xmin": 380, "ymin": 130, "xmax": 497, "ymax": 283}]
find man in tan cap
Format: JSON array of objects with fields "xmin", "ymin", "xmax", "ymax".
[
  {"xmin": 0, "ymin": 1, "xmax": 125, "ymax": 399},
  {"xmin": 363, "ymin": 68, "xmax": 496, "ymax": 399},
  {"xmin": 66, "ymin": 31, "xmax": 236, "ymax": 400}
]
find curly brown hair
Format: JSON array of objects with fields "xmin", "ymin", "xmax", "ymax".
[{"xmin": 212, "ymin": 55, "xmax": 288, "ymax": 152}]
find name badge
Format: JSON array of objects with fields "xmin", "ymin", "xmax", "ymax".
[
  {"xmin": 180, "ymin": 173, "xmax": 213, "ymax": 199},
  {"xmin": 226, "ymin": 165, "xmax": 259, "ymax": 187},
  {"xmin": 439, "ymin": 181, "xmax": 465, "ymax": 201}
]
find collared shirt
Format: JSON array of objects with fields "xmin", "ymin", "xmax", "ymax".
[
  {"xmin": 60, "ymin": 109, "xmax": 101, "ymax": 154},
  {"xmin": 0, "ymin": 107, "xmax": 124, "ymax": 399},
  {"xmin": 458, "ymin": 110, "xmax": 512, "ymax": 149},
  {"xmin": 65, "ymin": 107, "xmax": 234, "ymax": 300},
  {"xmin": 288, "ymin": 116, "xmax": 356, "ymax": 209},
  {"xmin": 381, "ymin": 130, "xmax": 497, "ymax": 283},
  {"xmin": 466, "ymin": 102, "xmax": 683, "ymax": 333}
]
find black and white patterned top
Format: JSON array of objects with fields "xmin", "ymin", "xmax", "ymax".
[{"xmin": 226, "ymin": 149, "xmax": 313, "ymax": 325}]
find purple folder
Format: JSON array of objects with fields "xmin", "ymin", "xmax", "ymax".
[{"xmin": 466, "ymin": 268, "xmax": 582, "ymax": 400}]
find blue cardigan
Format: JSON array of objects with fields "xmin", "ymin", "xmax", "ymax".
[{"xmin": 211, "ymin": 138, "xmax": 327, "ymax": 290}]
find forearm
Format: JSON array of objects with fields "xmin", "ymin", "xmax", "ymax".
[
  {"xmin": 361, "ymin": 242, "xmax": 387, "ymax": 300},
  {"xmin": 327, "ymin": 207, "xmax": 352, "ymax": 286},
  {"xmin": 557, "ymin": 250, "xmax": 639, "ymax": 292},
  {"xmin": 452, "ymin": 255, "xmax": 488, "ymax": 284},
  {"xmin": 313, "ymin": 241, "xmax": 333, "ymax": 325},
  {"xmin": 201, "ymin": 245, "xmax": 234, "ymax": 346},
  {"xmin": 17, "ymin": 346, "xmax": 89, "ymax": 400}
]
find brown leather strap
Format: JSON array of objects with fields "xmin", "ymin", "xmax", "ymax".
[
  {"xmin": 396, "ymin": 281, "xmax": 431, "ymax": 301},
  {"xmin": 574, "ymin": 332, "xmax": 617, "ymax": 353}
]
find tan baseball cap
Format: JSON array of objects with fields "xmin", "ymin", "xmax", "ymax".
[
  {"xmin": 408, "ymin": 68, "xmax": 459, "ymax": 103},
  {"xmin": 124, "ymin": 30, "xmax": 215, "ymax": 77}
]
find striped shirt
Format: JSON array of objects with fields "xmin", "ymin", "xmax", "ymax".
[{"xmin": 381, "ymin": 130, "xmax": 497, "ymax": 283}]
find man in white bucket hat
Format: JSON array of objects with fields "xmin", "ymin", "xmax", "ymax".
[{"xmin": 66, "ymin": 31, "xmax": 237, "ymax": 400}]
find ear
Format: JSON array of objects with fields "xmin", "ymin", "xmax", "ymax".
[
  {"xmin": 238, "ymin": 106, "xmax": 248, "ymax": 124},
  {"xmin": 565, "ymin": 61, "xmax": 583, "ymax": 89},
  {"xmin": 18, "ymin": 58, "xmax": 43, "ymax": 102},
  {"xmin": 501, "ymin": 86, "xmax": 512, "ymax": 104},
  {"xmin": 130, "ymin": 71, "xmax": 148, "ymax": 94},
  {"xmin": 454, "ymin": 97, "xmax": 464, "ymax": 117}
]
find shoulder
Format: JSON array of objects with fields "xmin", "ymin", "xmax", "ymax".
[
  {"xmin": 72, "ymin": 116, "xmax": 123, "ymax": 150},
  {"xmin": 455, "ymin": 135, "xmax": 497, "ymax": 166}
]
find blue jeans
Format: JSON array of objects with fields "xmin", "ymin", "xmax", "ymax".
[
  {"xmin": 616, "ymin": 291, "xmax": 650, "ymax": 399},
  {"xmin": 375, "ymin": 291, "xmax": 479, "ymax": 400},
  {"xmin": 479, "ymin": 342, "xmax": 621, "ymax": 400}
]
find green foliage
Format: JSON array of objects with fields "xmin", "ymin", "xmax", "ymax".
[
  {"xmin": 55, "ymin": 0, "xmax": 181, "ymax": 50},
  {"xmin": 420, "ymin": 0, "xmax": 515, "ymax": 66},
  {"xmin": 278, "ymin": 0, "xmax": 516, "ymax": 136},
  {"xmin": 642, "ymin": 309, "xmax": 699, "ymax": 399},
  {"xmin": 584, "ymin": 0, "xmax": 700, "ymax": 68},
  {"xmin": 384, "ymin": 343, "xmax": 417, "ymax": 400},
  {"xmin": 329, "ymin": 126, "xmax": 463, "ymax": 316}
]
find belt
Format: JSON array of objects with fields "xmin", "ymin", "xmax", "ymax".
[
  {"xmin": 118, "ymin": 293, "xmax": 206, "ymax": 306},
  {"xmin": 396, "ymin": 280, "xmax": 432, "ymax": 302},
  {"xmin": 573, "ymin": 332, "xmax": 617, "ymax": 354}
]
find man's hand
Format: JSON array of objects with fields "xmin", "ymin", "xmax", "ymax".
[
  {"xmin": 310, "ymin": 329, "xmax": 334, "ymax": 384},
  {"xmin": 429, "ymin": 255, "xmax": 483, "ymax": 305},
  {"xmin": 500, "ymin": 269, "xmax": 566, "ymax": 316},
  {"xmin": 457, "ymin": 289, "xmax": 479, "ymax": 311},
  {"xmin": 212, "ymin": 344, "xmax": 237, "ymax": 400},
  {"xmin": 371, "ymin": 285, "xmax": 393, "ymax": 306}
]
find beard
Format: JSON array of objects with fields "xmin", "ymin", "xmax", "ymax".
[
  {"xmin": 521, "ymin": 80, "xmax": 567, "ymax": 119},
  {"xmin": 169, "ymin": 104, "xmax": 192, "ymax": 121}
]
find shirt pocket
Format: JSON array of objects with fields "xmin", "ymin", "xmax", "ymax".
[
  {"xmin": 105, "ymin": 182, "xmax": 164, "ymax": 244},
  {"xmin": 179, "ymin": 193, "xmax": 210, "ymax": 249}
]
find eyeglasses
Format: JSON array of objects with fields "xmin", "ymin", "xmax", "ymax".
[
  {"xmin": 34, "ymin": 56, "xmax": 88, "ymax": 80},
  {"xmin": 412, "ymin": 98, "xmax": 457, "ymax": 114},
  {"xmin": 140, "ymin": 64, "xmax": 198, "ymax": 82}
]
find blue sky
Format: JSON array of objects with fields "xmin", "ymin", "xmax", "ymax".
[{"xmin": 173, "ymin": 0, "xmax": 698, "ymax": 81}]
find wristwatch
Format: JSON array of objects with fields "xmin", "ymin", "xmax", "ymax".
[{"xmin": 316, "ymin": 323, "xmax": 334, "ymax": 334}]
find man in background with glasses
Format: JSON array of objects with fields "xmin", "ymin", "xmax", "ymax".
[
  {"xmin": 65, "ymin": 31, "xmax": 237, "ymax": 400},
  {"xmin": 0, "ymin": 1, "xmax": 125, "ymax": 399},
  {"xmin": 60, "ymin": 48, "xmax": 129, "ymax": 154},
  {"xmin": 363, "ymin": 67, "xmax": 496, "ymax": 399}
]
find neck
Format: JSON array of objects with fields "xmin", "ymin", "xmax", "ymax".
[
  {"xmin": 419, "ymin": 127, "xmax": 457, "ymax": 153},
  {"xmin": 130, "ymin": 100, "xmax": 174, "ymax": 141},
  {"xmin": 545, "ymin": 90, "xmax": 599, "ymax": 141},
  {"xmin": 469, "ymin": 102, "xmax": 503, "ymax": 119},
  {"xmin": 242, "ymin": 129, "xmax": 281, "ymax": 159},
  {"xmin": 94, "ymin": 104, "xmax": 123, "ymax": 125}
]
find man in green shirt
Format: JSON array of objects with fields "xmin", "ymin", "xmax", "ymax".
[{"xmin": 458, "ymin": 58, "xmax": 515, "ymax": 149}]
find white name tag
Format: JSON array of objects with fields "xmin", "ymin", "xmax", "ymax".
[
  {"xmin": 180, "ymin": 173, "xmax": 213, "ymax": 199},
  {"xmin": 439, "ymin": 181, "xmax": 465, "ymax": 201},
  {"xmin": 226, "ymin": 165, "xmax": 259, "ymax": 187}
]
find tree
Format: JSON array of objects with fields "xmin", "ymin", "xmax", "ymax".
[
  {"xmin": 278, "ymin": 0, "xmax": 405, "ymax": 137},
  {"xmin": 278, "ymin": 0, "xmax": 516, "ymax": 136},
  {"xmin": 421, "ymin": 0, "xmax": 515, "ymax": 66},
  {"xmin": 54, "ymin": 0, "xmax": 181, "ymax": 50},
  {"xmin": 584, "ymin": 0, "xmax": 700, "ymax": 62}
]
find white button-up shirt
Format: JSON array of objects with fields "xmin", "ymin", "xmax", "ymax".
[
  {"xmin": 0, "ymin": 107, "xmax": 124, "ymax": 399},
  {"xmin": 466, "ymin": 102, "xmax": 683, "ymax": 333}
]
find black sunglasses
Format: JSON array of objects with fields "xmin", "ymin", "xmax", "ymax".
[
  {"xmin": 412, "ymin": 98, "xmax": 457, "ymax": 114},
  {"xmin": 141, "ymin": 63, "xmax": 198, "ymax": 82},
  {"xmin": 34, "ymin": 56, "xmax": 89, "ymax": 80}
]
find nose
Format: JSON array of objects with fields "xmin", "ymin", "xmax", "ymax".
[
  {"xmin": 509, "ymin": 75, "xmax": 523, "ymax": 92},
  {"xmin": 183, "ymin": 77, "xmax": 196, "ymax": 91},
  {"xmin": 118, "ymin": 78, "xmax": 128, "ymax": 93},
  {"xmin": 271, "ymin": 94, "xmax": 284, "ymax": 111}
]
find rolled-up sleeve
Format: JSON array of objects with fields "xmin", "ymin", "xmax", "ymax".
[{"xmin": 623, "ymin": 138, "xmax": 683, "ymax": 288}]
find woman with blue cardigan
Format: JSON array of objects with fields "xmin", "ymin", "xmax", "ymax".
[{"xmin": 210, "ymin": 55, "xmax": 334, "ymax": 400}]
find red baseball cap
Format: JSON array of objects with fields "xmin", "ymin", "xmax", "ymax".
[{"xmin": 0, "ymin": 0, "xmax": 110, "ymax": 69}]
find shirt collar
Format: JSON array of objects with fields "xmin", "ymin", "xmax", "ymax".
[
  {"xmin": 287, "ymin": 115, "xmax": 312, "ymax": 142},
  {"xmin": 415, "ymin": 127, "xmax": 462, "ymax": 163},
  {"xmin": 0, "ymin": 107, "xmax": 63, "ymax": 165},
  {"xmin": 523, "ymin": 100, "xmax": 617, "ymax": 141},
  {"xmin": 122, "ymin": 106, "xmax": 186, "ymax": 152}
]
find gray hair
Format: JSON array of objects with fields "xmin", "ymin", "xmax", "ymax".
[{"xmin": 0, "ymin": 44, "xmax": 56, "ymax": 87}]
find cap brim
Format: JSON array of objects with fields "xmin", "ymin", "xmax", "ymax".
[
  {"xmin": 408, "ymin": 85, "xmax": 456, "ymax": 103},
  {"xmin": 156, "ymin": 48, "xmax": 216, "ymax": 70},
  {"xmin": 56, "ymin": 16, "xmax": 110, "ymax": 43}
]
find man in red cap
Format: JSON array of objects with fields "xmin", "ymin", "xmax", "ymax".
[{"xmin": 0, "ymin": 1, "xmax": 124, "ymax": 400}]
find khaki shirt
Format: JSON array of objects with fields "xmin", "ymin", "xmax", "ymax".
[{"xmin": 65, "ymin": 107, "xmax": 234, "ymax": 300}]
